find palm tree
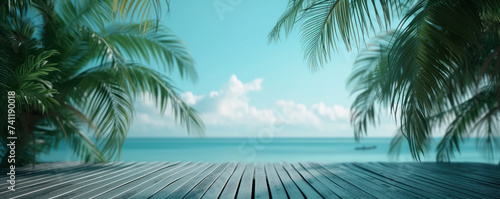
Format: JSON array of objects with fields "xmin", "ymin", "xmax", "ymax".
[
  {"xmin": 0, "ymin": 0, "xmax": 204, "ymax": 167},
  {"xmin": 269, "ymin": 0, "xmax": 500, "ymax": 162}
]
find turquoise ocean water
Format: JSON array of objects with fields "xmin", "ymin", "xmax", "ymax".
[{"xmin": 40, "ymin": 138, "xmax": 499, "ymax": 164}]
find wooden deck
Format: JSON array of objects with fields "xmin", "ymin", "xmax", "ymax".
[{"xmin": 1, "ymin": 162, "xmax": 499, "ymax": 198}]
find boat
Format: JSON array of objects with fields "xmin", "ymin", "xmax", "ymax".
[{"xmin": 355, "ymin": 145, "xmax": 377, "ymax": 150}]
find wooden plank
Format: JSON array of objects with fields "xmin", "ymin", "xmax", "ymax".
[
  {"xmin": 49, "ymin": 162, "xmax": 168, "ymax": 198},
  {"xmin": 218, "ymin": 163, "xmax": 246, "ymax": 199},
  {"xmin": 417, "ymin": 163, "xmax": 500, "ymax": 186},
  {"xmin": 315, "ymin": 163, "xmax": 392, "ymax": 199},
  {"xmin": 308, "ymin": 163, "xmax": 375, "ymax": 199},
  {"xmin": 299, "ymin": 162, "xmax": 356, "ymax": 198},
  {"xmin": 79, "ymin": 162, "xmax": 175, "ymax": 198},
  {"xmin": 273, "ymin": 162, "xmax": 304, "ymax": 199},
  {"xmin": 166, "ymin": 163, "xmax": 225, "ymax": 198},
  {"xmin": 0, "ymin": 162, "xmax": 66, "ymax": 173},
  {"xmin": 381, "ymin": 163, "xmax": 492, "ymax": 198},
  {"xmin": 346, "ymin": 163, "xmax": 435, "ymax": 198},
  {"xmin": 11, "ymin": 163, "xmax": 132, "ymax": 199},
  {"xmin": 360, "ymin": 163, "xmax": 468, "ymax": 198},
  {"xmin": 453, "ymin": 162, "xmax": 500, "ymax": 174},
  {"xmin": 236, "ymin": 163, "xmax": 255, "ymax": 199},
  {"xmin": 0, "ymin": 162, "xmax": 118, "ymax": 195},
  {"xmin": 291, "ymin": 162, "xmax": 339, "ymax": 199},
  {"xmin": 334, "ymin": 163, "xmax": 417, "ymax": 199},
  {"xmin": 97, "ymin": 162, "xmax": 187, "ymax": 199},
  {"xmin": 380, "ymin": 162, "xmax": 498, "ymax": 198},
  {"xmin": 439, "ymin": 163, "xmax": 500, "ymax": 181},
  {"xmin": 254, "ymin": 163, "xmax": 269, "ymax": 199},
  {"xmin": 377, "ymin": 163, "xmax": 483, "ymax": 198},
  {"xmin": 87, "ymin": 162, "xmax": 182, "ymax": 199},
  {"xmin": 127, "ymin": 162, "xmax": 205, "ymax": 199},
  {"xmin": 263, "ymin": 163, "xmax": 287, "ymax": 199},
  {"xmin": 182, "ymin": 163, "xmax": 231, "ymax": 198},
  {"xmin": 382, "ymin": 162, "xmax": 496, "ymax": 198},
  {"xmin": 10, "ymin": 162, "xmax": 107, "ymax": 185},
  {"xmin": 8, "ymin": 162, "xmax": 500, "ymax": 199},
  {"xmin": 445, "ymin": 163, "xmax": 500, "ymax": 180},
  {"xmin": 201, "ymin": 162, "xmax": 238, "ymax": 199},
  {"xmin": 281, "ymin": 162, "xmax": 321, "ymax": 199},
  {"xmin": 2, "ymin": 162, "xmax": 84, "ymax": 176},
  {"xmin": 349, "ymin": 163, "xmax": 442, "ymax": 198},
  {"xmin": 0, "ymin": 162, "xmax": 86, "ymax": 183},
  {"xmin": 8, "ymin": 162, "xmax": 139, "ymax": 199},
  {"xmin": 0, "ymin": 162, "xmax": 111, "ymax": 188},
  {"xmin": 147, "ymin": 163, "xmax": 214, "ymax": 198},
  {"xmin": 25, "ymin": 162, "xmax": 161, "ymax": 199}
]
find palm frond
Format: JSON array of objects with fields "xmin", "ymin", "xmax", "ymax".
[
  {"xmin": 36, "ymin": 112, "xmax": 106, "ymax": 163},
  {"xmin": 104, "ymin": 23, "xmax": 198, "ymax": 81},
  {"xmin": 80, "ymin": 23, "xmax": 198, "ymax": 81},
  {"xmin": 348, "ymin": 34, "xmax": 393, "ymax": 140},
  {"xmin": 269, "ymin": 0, "xmax": 415, "ymax": 69},
  {"xmin": 350, "ymin": 0, "xmax": 500, "ymax": 161},
  {"xmin": 1, "ymin": 0, "xmax": 201, "ymax": 167},
  {"xmin": 436, "ymin": 86, "xmax": 498, "ymax": 161},
  {"xmin": 385, "ymin": 0, "xmax": 492, "ymax": 160},
  {"xmin": 112, "ymin": 0, "xmax": 169, "ymax": 32},
  {"xmin": 68, "ymin": 62, "xmax": 204, "ymax": 160},
  {"xmin": 70, "ymin": 67, "xmax": 134, "ymax": 160},
  {"xmin": 388, "ymin": 130, "xmax": 406, "ymax": 160},
  {"xmin": 474, "ymin": 111, "xmax": 500, "ymax": 161},
  {"xmin": 268, "ymin": 0, "xmax": 310, "ymax": 43},
  {"xmin": 13, "ymin": 50, "xmax": 60, "ymax": 113},
  {"xmin": 79, "ymin": 27, "xmax": 126, "ymax": 69},
  {"xmin": 115, "ymin": 63, "xmax": 205, "ymax": 134},
  {"xmin": 52, "ymin": 114, "xmax": 106, "ymax": 162},
  {"xmin": 55, "ymin": 0, "xmax": 114, "ymax": 33}
]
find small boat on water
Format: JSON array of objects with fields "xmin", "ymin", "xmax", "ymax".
[{"xmin": 355, "ymin": 145, "xmax": 377, "ymax": 150}]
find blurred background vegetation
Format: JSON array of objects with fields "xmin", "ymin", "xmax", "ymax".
[{"xmin": 0, "ymin": 0, "xmax": 203, "ymax": 167}]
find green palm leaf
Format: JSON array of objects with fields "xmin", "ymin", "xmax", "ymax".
[
  {"xmin": 71, "ymin": 68, "xmax": 134, "ymax": 160},
  {"xmin": 115, "ymin": 63, "xmax": 204, "ymax": 134},
  {"xmin": 269, "ymin": 0, "xmax": 415, "ymax": 70},
  {"xmin": 436, "ymin": 86, "xmax": 499, "ymax": 161},
  {"xmin": 102, "ymin": 23, "xmax": 198, "ymax": 81},
  {"xmin": 112, "ymin": 0, "xmax": 169, "ymax": 32},
  {"xmin": 346, "ymin": 0, "xmax": 500, "ymax": 161},
  {"xmin": 2, "ymin": 0, "xmax": 204, "ymax": 166}
]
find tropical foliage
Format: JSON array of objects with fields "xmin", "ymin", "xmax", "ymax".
[
  {"xmin": 270, "ymin": 0, "xmax": 500, "ymax": 161},
  {"xmin": 0, "ymin": 0, "xmax": 204, "ymax": 167}
]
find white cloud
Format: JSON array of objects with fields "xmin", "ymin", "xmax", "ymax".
[
  {"xmin": 129, "ymin": 74, "xmax": 397, "ymax": 137},
  {"xmin": 188, "ymin": 75, "xmax": 357, "ymax": 135},
  {"xmin": 197, "ymin": 75, "xmax": 275, "ymax": 126},
  {"xmin": 136, "ymin": 113, "xmax": 172, "ymax": 127},
  {"xmin": 134, "ymin": 94, "xmax": 176, "ymax": 126},
  {"xmin": 181, "ymin": 92, "xmax": 204, "ymax": 105},
  {"xmin": 138, "ymin": 92, "xmax": 156, "ymax": 107},
  {"xmin": 275, "ymin": 100, "xmax": 322, "ymax": 127},
  {"xmin": 312, "ymin": 102, "xmax": 350, "ymax": 121},
  {"xmin": 209, "ymin": 91, "xmax": 219, "ymax": 97}
]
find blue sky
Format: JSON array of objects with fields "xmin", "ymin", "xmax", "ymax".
[{"xmin": 128, "ymin": 0, "xmax": 398, "ymax": 138}]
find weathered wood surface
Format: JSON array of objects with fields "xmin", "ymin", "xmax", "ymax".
[{"xmin": 1, "ymin": 162, "xmax": 499, "ymax": 198}]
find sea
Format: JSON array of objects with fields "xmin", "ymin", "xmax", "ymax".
[{"xmin": 39, "ymin": 138, "xmax": 499, "ymax": 164}]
